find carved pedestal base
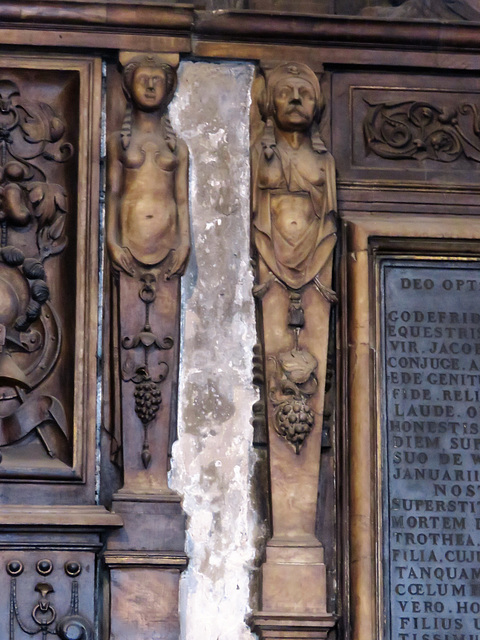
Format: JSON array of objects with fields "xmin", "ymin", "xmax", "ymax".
[
  {"xmin": 104, "ymin": 493, "xmax": 187, "ymax": 640},
  {"xmin": 251, "ymin": 613, "xmax": 337, "ymax": 640},
  {"xmin": 262, "ymin": 543, "xmax": 328, "ymax": 613},
  {"xmin": 252, "ymin": 542, "xmax": 336, "ymax": 640}
]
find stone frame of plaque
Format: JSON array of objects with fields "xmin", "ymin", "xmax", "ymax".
[{"xmin": 343, "ymin": 216, "xmax": 480, "ymax": 640}]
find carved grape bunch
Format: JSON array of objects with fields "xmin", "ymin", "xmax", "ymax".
[
  {"xmin": 275, "ymin": 396, "xmax": 315, "ymax": 454},
  {"xmin": 133, "ymin": 379, "xmax": 162, "ymax": 425}
]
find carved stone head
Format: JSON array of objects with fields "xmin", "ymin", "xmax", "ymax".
[
  {"xmin": 122, "ymin": 55, "xmax": 177, "ymax": 112},
  {"xmin": 263, "ymin": 63, "xmax": 324, "ymax": 130}
]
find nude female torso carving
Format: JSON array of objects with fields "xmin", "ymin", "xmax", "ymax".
[
  {"xmin": 107, "ymin": 57, "xmax": 190, "ymax": 277},
  {"xmin": 119, "ymin": 133, "xmax": 178, "ymax": 265}
]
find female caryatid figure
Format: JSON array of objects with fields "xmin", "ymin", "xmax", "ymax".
[
  {"xmin": 252, "ymin": 63, "xmax": 337, "ymax": 557},
  {"xmin": 107, "ymin": 56, "xmax": 189, "ymax": 277},
  {"xmin": 107, "ymin": 56, "xmax": 190, "ymax": 487}
]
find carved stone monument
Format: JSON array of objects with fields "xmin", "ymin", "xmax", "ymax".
[{"xmin": 250, "ymin": 62, "xmax": 337, "ymax": 639}]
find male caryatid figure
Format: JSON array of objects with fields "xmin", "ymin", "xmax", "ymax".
[{"xmin": 251, "ymin": 62, "xmax": 337, "ymax": 637}]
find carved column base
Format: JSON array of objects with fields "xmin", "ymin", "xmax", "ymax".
[
  {"xmin": 251, "ymin": 541, "xmax": 336, "ymax": 639},
  {"xmin": 250, "ymin": 613, "xmax": 337, "ymax": 640},
  {"xmin": 104, "ymin": 492, "xmax": 187, "ymax": 640},
  {"xmin": 262, "ymin": 542, "xmax": 328, "ymax": 612}
]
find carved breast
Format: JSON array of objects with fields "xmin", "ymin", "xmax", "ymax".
[
  {"xmin": 123, "ymin": 140, "xmax": 177, "ymax": 172},
  {"xmin": 258, "ymin": 146, "xmax": 327, "ymax": 193}
]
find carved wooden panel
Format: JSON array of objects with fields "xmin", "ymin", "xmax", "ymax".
[
  {"xmin": 332, "ymin": 71, "xmax": 480, "ymax": 189},
  {"xmin": 103, "ymin": 51, "xmax": 189, "ymax": 640},
  {"xmin": 0, "ymin": 56, "xmax": 100, "ymax": 495},
  {"xmin": 1, "ymin": 552, "xmax": 95, "ymax": 640}
]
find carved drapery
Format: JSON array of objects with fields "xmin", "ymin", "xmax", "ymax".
[{"xmin": 250, "ymin": 61, "xmax": 337, "ymax": 640}]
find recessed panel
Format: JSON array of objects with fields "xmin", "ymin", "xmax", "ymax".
[
  {"xmin": 332, "ymin": 72, "xmax": 480, "ymax": 187},
  {"xmin": 0, "ymin": 56, "xmax": 100, "ymax": 487}
]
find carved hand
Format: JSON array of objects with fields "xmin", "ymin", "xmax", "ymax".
[
  {"xmin": 109, "ymin": 244, "xmax": 135, "ymax": 276},
  {"xmin": 165, "ymin": 244, "xmax": 190, "ymax": 280}
]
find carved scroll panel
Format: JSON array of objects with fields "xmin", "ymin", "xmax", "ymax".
[
  {"xmin": 332, "ymin": 72, "xmax": 480, "ymax": 188},
  {"xmin": 0, "ymin": 58, "xmax": 100, "ymax": 485}
]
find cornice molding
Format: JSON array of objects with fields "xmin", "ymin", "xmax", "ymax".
[
  {"xmin": 0, "ymin": 1, "xmax": 193, "ymax": 28},
  {"xmin": 0, "ymin": 2, "xmax": 480, "ymax": 56},
  {"xmin": 0, "ymin": 1, "xmax": 194, "ymax": 51},
  {"xmin": 194, "ymin": 10, "xmax": 480, "ymax": 52}
]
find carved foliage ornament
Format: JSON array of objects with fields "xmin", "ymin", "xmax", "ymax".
[
  {"xmin": 0, "ymin": 78, "xmax": 72, "ymax": 461},
  {"xmin": 364, "ymin": 99, "xmax": 480, "ymax": 163},
  {"xmin": 121, "ymin": 272, "xmax": 173, "ymax": 469}
]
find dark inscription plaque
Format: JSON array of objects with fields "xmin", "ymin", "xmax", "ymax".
[{"xmin": 382, "ymin": 260, "xmax": 480, "ymax": 640}]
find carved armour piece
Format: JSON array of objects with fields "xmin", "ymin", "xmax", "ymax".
[
  {"xmin": 251, "ymin": 62, "xmax": 337, "ymax": 638},
  {"xmin": 107, "ymin": 54, "xmax": 190, "ymax": 488}
]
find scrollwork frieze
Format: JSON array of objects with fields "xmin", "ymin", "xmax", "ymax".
[{"xmin": 364, "ymin": 98, "xmax": 480, "ymax": 163}]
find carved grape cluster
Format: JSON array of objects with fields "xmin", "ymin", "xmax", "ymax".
[
  {"xmin": 0, "ymin": 245, "xmax": 49, "ymax": 331},
  {"xmin": 133, "ymin": 380, "xmax": 162, "ymax": 425},
  {"xmin": 275, "ymin": 397, "xmax": 314, "ymax": 454}
]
